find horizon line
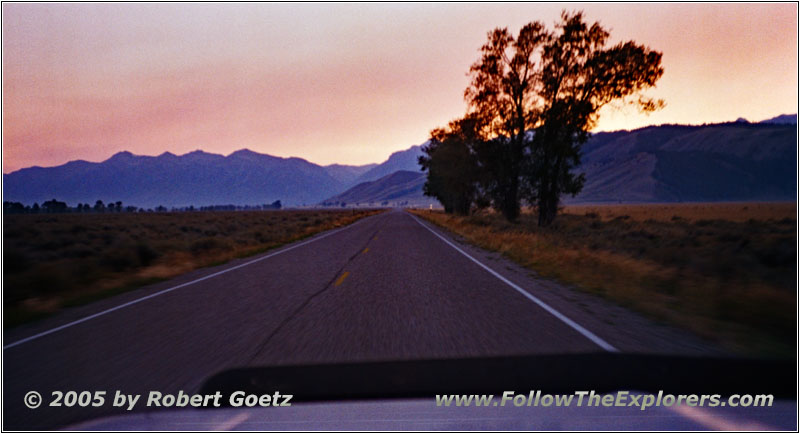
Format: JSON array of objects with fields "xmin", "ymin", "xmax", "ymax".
[{"xmin": 3, "ymin": 115, "xmax": 796, "ymax": 175}]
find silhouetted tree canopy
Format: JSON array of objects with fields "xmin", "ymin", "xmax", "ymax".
[
  {"xmin": 462, "ymin": 21, "xmax": 550, "ymax": 221},
  {"xmin": 419, "ymin": 116, "xmax": 483, "ymax": 215},
  {"xmin": 524, "ymin": 11, "xmax": 664, "ymax": 225},
  {"xmin": 42, "ymin": 199, "xmax": 68, "ymax": 213},
  {"xmin": 424, "ymin": 10, "xmax": 664, "ymax": 224}
]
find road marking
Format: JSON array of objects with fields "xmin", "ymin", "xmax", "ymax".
[
  {"xmin": 334, "ymin": 271, "xmax": 350, "ymax": 286},
  {"xmin": 4, "ymin": 215, "xmax": 378, "ymax": 350},
  {"xmin": 362, "ymin": 247, "xmax": 370, "ymax": 254},
  {"xmin": 408, "ymin": 212, "xmax": 619, "ymax": 353}
]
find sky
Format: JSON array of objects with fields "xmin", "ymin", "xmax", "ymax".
[{"xmin": 2, "ymin": 3, "xmax": 797, "ymax": 173}]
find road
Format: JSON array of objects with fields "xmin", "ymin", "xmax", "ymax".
[{"xmin": 3, "ymin": 209, "xmax": 714, "ymax": 429}]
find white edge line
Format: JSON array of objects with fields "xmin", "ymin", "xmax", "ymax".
[
  {"xmin": 4, "ymin": 215, "xmax": 374, "ymax": 350},
  {"xmin": 408, "ymin": 212, "xmax": 619, "ymax": 353}
]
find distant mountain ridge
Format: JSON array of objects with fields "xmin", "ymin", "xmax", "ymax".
[
  {"xmin": 758, "ymin": 114, "xmax": 797, "ymax": 125},
  {"xmin": 3, "ymin": 118, "xmax": 795, "ymax": 208},
  {"xmin": 3, "ymin": 145, "xmax": 425, "ymax": 208},
  {"xmin": 4, "ymin": 149, "xmax": 345, "ymax": 207},
  {"xmin": 573, "ymin": 121, "xmax": 796, "ymax": 203},
  {"xmin": 323, "ymin": 163, "xmax": 378, "ymax": 186},
  {"xmin": 322, "ymin": 170, "xmax": 429, "ymax": 206},
  {"xmin": 323, "ymin": 121, "xmax": 796, "ymax": 206},
  {"xmin": 350, "ymin": 144, "xmax": 425, "ymax": 185}
]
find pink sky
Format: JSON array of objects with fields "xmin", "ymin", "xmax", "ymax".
[{"xmin": 3, "ymin": 3, "xmax": 797, "ymax": 173}]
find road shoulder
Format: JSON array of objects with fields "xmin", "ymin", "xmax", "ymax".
[{"xmin": 407, "ymin": 211, "xmax": 725, "ymax": 356}]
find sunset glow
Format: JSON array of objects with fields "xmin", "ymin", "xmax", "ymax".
[{"xmin": 3, "ymin": 3, "xmax": 797, "ymax": 173}]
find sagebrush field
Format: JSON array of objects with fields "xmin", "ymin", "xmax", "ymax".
[
  {"xmin": 411, "ymin": 202, "xmax": 796, "ymax": 357},
  {"xmin": 4, "ymin": 209, "xmax": 382, "ymax": 327}
]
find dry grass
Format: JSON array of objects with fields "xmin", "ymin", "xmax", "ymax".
[
  {"xmin": 561, "ymin": 202, "xmax": 795, "ymax": 222},
  {"xmin": 4, "ymin": 209, "xmax": 383, "ymax": 327},
  {"xmin": 410, "ymin": 203, "xmax": 795, "ymax": 357}
]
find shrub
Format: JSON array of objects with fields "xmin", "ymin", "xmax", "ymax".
[{"xmin": 136, "ymin": 242, "xmax": 160, "ymax": 266}]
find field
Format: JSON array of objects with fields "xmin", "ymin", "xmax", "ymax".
[
  {"xmin": 561, "ymin": 202, "xmax": 796, "ymax": 222},
  {"xmin": 4, "ymin": 209, "xmax": 382, "ymax": 327},
  {"xmin": 411, "ymin": 202, "xmax": 796, "ymax": 357}
]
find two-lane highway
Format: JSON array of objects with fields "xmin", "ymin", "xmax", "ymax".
[
  {"xmin": 247, "ymin": 211, "xmax": 607, "ymax": 367},
  {"xmin": 3, "ymin": 209, "xmax": 711, "ymax": 429}
]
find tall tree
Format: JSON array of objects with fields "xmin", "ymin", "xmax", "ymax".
[
  {"xmin": 465, "ymin": 11, "xmax": 663, "ymax": 225},
  {"xmin": 465, "ymin": 23, "xmax": 549, "ymax": 221},
  {"xmin": 419, "ymin": 116, "xmax": 483, "ymax": 215},
  {"xmin": 526, "ymin": 11, "xmax": 663, "ymax": 225}
]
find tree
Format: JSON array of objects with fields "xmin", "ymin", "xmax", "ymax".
[
  {"xmin": 525, "ymin": 11, "xmax": 663, "ymax": 225},
  {"xmin": 42, "ymin": 199, "xmax": 67, "ymax": 213},
  {"xmin": 94, "ymin": 200, "xmax": 105, "ymax": 212},
  {"xmin": 465, "ymin": 11, "xmax": 663, "ymax": 225},
  {"xmin": 465, "ymin": 22, "xmax": 549, "ymax": 221},
  {"xmin": 419, "ymin": 116, "xmax": 483, "ymax": 215},
  {"xmin": 3, "ymin": 201, "xmax": 25, "ymax": 214}
]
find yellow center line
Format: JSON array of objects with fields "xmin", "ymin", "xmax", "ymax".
[
  {"xmin": 334, "ymin": 271, "xmax": 350, "ymax": 287},
  {"xmin": 362, "ymin": 247, "xmax": 369, "ymax": 254}
]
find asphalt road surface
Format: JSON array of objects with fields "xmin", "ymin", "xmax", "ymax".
[{"xmin": 3, "ymin": 209, "xmax": 716, "ymax": 429}]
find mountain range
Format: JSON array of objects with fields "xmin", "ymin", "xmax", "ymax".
[
  {"xmin": 3, "ymin": 116, "xmax": 796, "ymax": 208},
  {"xmin": 758, "ymin": 113, "xmax": 797, "ymax": 125},
  {"xmin": 322, "ymin": 170, "xmax": 428, "ymax": 207},
  {"xmin": 349, "ymin": 145, "xmax": 424, "ymax": 186},
  {"xmin": 3, "ymin": 145, "xmax": 424, "ymax": 208},
  {"xmin": 570, "ymin": 121, "xmax": 796, "ymax": 203},
  {"xmin": 321, "ymin": 163, "xmax": 377, "ymax": 186},
  {"xmin": 329, "ymin": 120, "xmax": 797, "ymax": 206}
]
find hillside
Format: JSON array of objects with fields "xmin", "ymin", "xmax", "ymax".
[
  {"xmin": 322, "ymin": 170, "xmax": 433, "ymax": 207},
  {"xmin": 3, "ymin": 122, "xmax": 795, "ymax": 209},
  {"xmin": 759, "ymin": 114, "xmax": 797, "ymax": 125},
  {"xmin": 3, "ymin": 144, "xmax": 426, "ymax": 208},
  {"xmin": 324, "ymin": 122, "xmax": 796, "ymax": 206},
  {"xmin": 573, "ymin": 122, "xmax": 796, "ymax": 203},
  {"xmin": 3, "ymin": 149, "xmax": 346, "ymax": 208},
  {"xmin": 351, "ymin": 144, "xmax": 425, "ymax": 185},
  {"xmin": 323, "ymin": 163, "xmax": 377, "ymax": 187}
]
